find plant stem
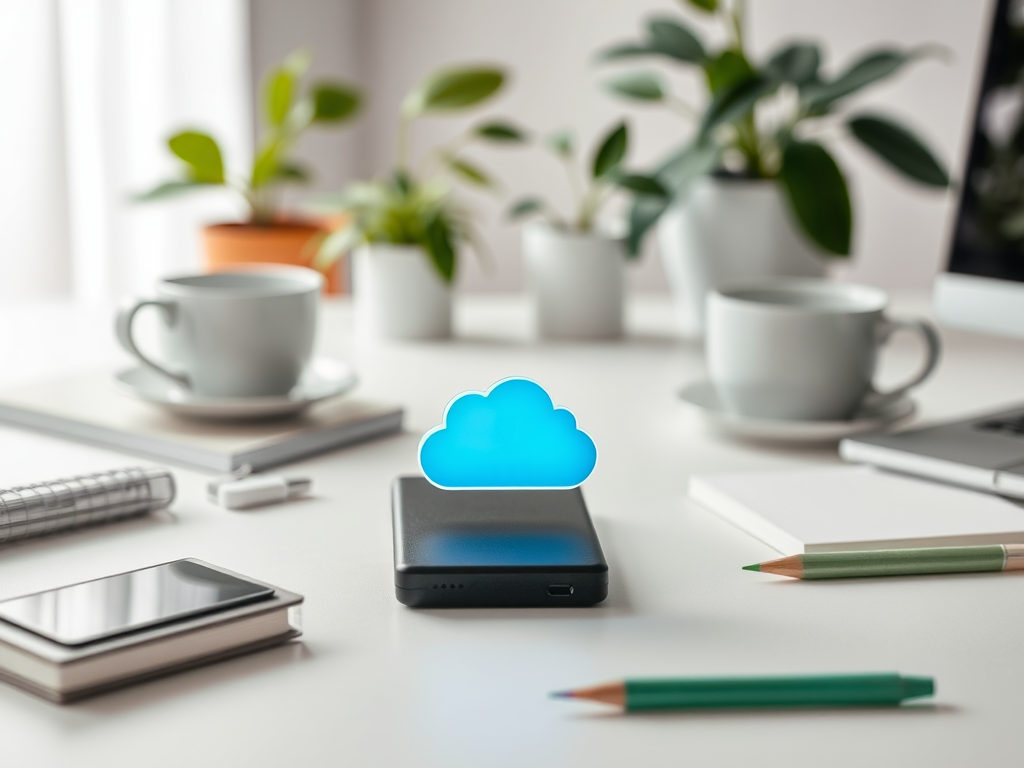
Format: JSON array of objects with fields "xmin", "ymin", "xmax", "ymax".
[
  {"xmin": 730, "ymin": 0, "xmax": 745, "ymax": 52},
  {"xmin": 396, "ymin": 115, "xmax": 412, "ymax": 173},
  {"xmin": 576, "ymin": 181, "xmax": 611, "ymax": 233},
  {"xmin": 560, "ymin": 154, "xmax": 587, "ymax": 228},
  {"xmin": 418, "ymin": 132, "xmax": 472, "ymax": 179}
]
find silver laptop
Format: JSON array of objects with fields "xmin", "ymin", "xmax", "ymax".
[{"xmin": 841, "ymin": 0, "xmax": 1024, "ymax": 500}]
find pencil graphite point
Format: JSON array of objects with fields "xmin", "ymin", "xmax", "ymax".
[
  {"xmin": 742, "ymin": 564, "xmax": 761, "ymax": 572},
  {"xmin": 550, "ymin": 691, "xmax": 574, "ymax": 699}
]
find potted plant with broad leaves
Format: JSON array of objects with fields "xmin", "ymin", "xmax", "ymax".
[
  {"xmin": 313, "ymin": 65, "xmax": 525, "ymax": 340},
  {"xmin": 508, "ymin": 122, "xmax": 667, "ymax": 338},
  {"xmin": 598, "ymin": 0, "xmax": 951, "ymax": 335},
  {"xmin": 137, "ymin": 49, "xmax": 361, "ymax": 293}
]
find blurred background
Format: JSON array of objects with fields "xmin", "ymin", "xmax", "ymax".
[{"xmin": 0, "ymin": 0, "xmax": 990, "ymax": 302}]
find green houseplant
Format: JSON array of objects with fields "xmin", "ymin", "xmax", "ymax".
[
  {"xmin": 598, "ymin": 0, "xmax": 951, "ymax": 333},
  {"xmin": 138, "ymin": 49, "xmax": 361, "ymax": 292},
  {"xmin": 508, "ymin": 122, "xmax": 667, "ymax": 338},
  {"xmin": 313, "ymin": 64, "xmax": 525, "ymax": 339}
]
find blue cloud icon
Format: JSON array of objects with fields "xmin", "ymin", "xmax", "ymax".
[{"xmin": 418, "ymin": 378, "xmax": 597, "ymax": 490}]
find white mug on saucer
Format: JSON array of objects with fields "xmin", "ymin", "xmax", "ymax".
[
  {"xmin": 706, "ymin": 279, "xmax": 941, "ymax": 421},
  {"xmin": 115, "ymin": 266, "xmax": 322, "ymax": 399}
]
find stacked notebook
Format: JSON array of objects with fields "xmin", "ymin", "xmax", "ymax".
[
  {"xmin": 0, "ymin": 560, "xmax": 302, "ymax": 703},
  {"xmin": 689, "ymin": 466, "xmax": 1024, "ymax": 554},
  {"xmin": 0, "ymin": 371, "xmax": 403, "ymax": 472}
]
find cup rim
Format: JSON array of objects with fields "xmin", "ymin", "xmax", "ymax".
[
  {"xmin": 711, "ymin": 278, "xmax": 888, "ymax": 315},
  {"xmin": 158, "ymin": 265, "xmax": 323, "ymax": 297}
]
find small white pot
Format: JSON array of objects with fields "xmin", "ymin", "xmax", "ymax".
[
  {"xmin": 656, "ymin": 177, "xmax": 826, "ymax": 337},
  {"xmin": 522, "ymin": 224, "xmax": 625, "ymax": 339},
  {"xmin": 352, "ymin": 244, "xmax": 452, "ymax": 340}
]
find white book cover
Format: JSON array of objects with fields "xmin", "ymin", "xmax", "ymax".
[{"xmin": 689, "ymin": 466, "xmax": 1024, "ymax": 554}]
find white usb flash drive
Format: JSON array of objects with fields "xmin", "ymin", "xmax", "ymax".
[{"xmin": 207, "ymin": 466, "xmax": 312, "ymax": 510}]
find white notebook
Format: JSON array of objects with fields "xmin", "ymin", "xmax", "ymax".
[
  {"xmin": 0, "ymin": 371, "xmax": 403, "ymax": 473},
  {"xmin": 689, "ymin": 466, "xmax": 1024, "ymax": 554}
]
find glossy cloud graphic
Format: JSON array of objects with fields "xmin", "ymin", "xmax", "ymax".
[{"xmin": 418, "ymin": 378, "xmax": 597, "ymax": 490}]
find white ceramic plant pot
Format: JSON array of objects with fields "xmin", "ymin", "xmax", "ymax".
[
  {"xmin": 352, "ymin": 244, "xmax": 452, "ymax": 340},
  {"xmin": 523, "ymin": 224, "xmax": 625, "ymax": 339},
  {"xmin": 656, "ymin": 177, "xmax": 827, "ymax": 338}
]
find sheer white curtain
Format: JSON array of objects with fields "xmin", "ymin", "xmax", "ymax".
[{"xmin": 0, "ymin": 0, "xmax": 252, "ymax": 304}]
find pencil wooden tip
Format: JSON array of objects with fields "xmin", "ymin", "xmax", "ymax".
[{"xmin": 742, "ymin": 563, "xmax": 761, "ymax": 572}]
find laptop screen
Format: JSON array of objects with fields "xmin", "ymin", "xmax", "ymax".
[{"xmin": 948, "ymin": 0, "xmax": 1024, "ymax": 283}]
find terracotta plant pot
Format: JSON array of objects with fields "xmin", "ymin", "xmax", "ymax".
[{"xmin": 202, "ymin": 221, "xmax": 344, "ymax": 293}]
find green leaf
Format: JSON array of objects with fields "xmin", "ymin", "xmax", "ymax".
[
  {"xmin": 626, "ymin": 195, "xmax": 671, "ymax": 257},
  {"xmin": 447, "ymin": 157, "xmax": 493, "ymax": 187},
  {"xmin": 265, "ymin": 69, "xmax": 295, "ymax": 127},
  {"xmin": 133, "ymin": 180, "xmax": 213, "ymax": 202},
  {"xmin": 311, "ymin": 83, "xmax": 361, "ymax": 122},
  {"xmin": 765, "ymin": 43, "xmax": 821, "ymax": 85},
  {"xmin": 508, "ymin": 198, "xmax": 545, "ymax": 219},
  {"xmin": 778, "ymin": 140, "xmax": 852, "ymax": 256},
  {"xmin": 592, "ymin": 122, "xmax": 628, "ymax": 179},
  {"xmin": 167, "ymin": 131, "xmax": 224, "ymax": 184},
  {"xmin": 614, "ymin": 174, "xmax": 668, "ymax": 197},
  {"xmin": 847, "ymin": 113, "xmax": 949, "ymax": 187},
  {"xmin": 313, "ymin": 225, "xmax": 361, "ymax": 271},
  {"xmin": 547, "ymin": 131, "xmax": 573, "ymax": 158},
  {"xmin": 251, "ymin": 138, "xmax": 283, "ymax": 188},
  {"xmin": 804, "ymin": 48, "xmax": 923, "ymax": 110},
  {"xmin": 703, "ymin": 49, "xmax": 754, "ymax": 95},
  {"xmin": 392, "ymin": 169, "xmax": 412, "ymax": 195},
  {"xmin": 475, "ymin": 121, "xmax": 528, "ymax": 142},
  {"xmin": 274, "ymin": 161, "xmax": 311, "ymax": 183},
  {"xmin": 597, "ymin": 43, "xmax": 656, "ymax": 61},
  {"xmin": 701, "ymin": 74, "xmax": 775, "ymax": 136},
  {"xmin": 656, "ymin": 140, "xmax": 721, "ymax": 196},
  {"xmin": 684, "ymin": 0, "xmax": 718, "ymax": 11},
  {"xmin": 403, "ymin": 66, "xmax": 505, "ymax": 116},
  {"xmin": 623, "ymin": 140, "xmax": 720, "ymax": 255},
  {"xmin": 647, "ymin": 17, "xmax": 705, "ymax": 63},
  {"xmin": 603, "ymin": 71, "xmax": 665, "ymax": 102},
  {"xmin": 424, "ymin": 214, "xmax": 457, "ymax": 282}
]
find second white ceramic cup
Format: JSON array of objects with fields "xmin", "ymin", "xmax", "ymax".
[
  {"xmin": 115, "ymin": 265, "xmax": 322, "ymax": 398},
  {"xmin": 706, "ymin": 279, "xmax": 941, "ymax": 421}
]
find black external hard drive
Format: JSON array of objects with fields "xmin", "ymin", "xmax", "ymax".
[{"xmin": 392, "ymin": 476, "xmax": 609, "ymax": 608}]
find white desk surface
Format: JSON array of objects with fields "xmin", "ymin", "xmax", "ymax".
[{"xmin": 1, "ymin": 294, "xmax": 1023, "ymax": 766}]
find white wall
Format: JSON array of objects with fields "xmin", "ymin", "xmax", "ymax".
[{"xmin": 250, "ymin": 0, "xmax": 993, "ymax": 294}]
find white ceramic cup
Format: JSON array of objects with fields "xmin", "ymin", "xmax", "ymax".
[
  {"xmin": 115, "ymin": 266, "xmax": 322, "ymax": 398},
  {"xmin": 706, "ymin": 279, "xmax": 941, "ymax": 421}
]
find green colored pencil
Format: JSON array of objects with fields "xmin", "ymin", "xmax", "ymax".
[
  {"xmin": 744, "ymin": 544, "xmax": 1024, "ymax": 580},
  {"xmin": 552, "ymin": 673, "xmax": 934, "ymax": 711}
]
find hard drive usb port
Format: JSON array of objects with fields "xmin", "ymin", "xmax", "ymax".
[{"xmin": 547, "ymin": 584, "xmax": 573, "ymax": 596}]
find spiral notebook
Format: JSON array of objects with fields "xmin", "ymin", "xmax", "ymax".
[{"xmin": 689, "ymin": 466, "xmax": 1024, "ymax": 554}]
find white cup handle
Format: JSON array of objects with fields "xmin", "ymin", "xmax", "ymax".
[
  {"xmin": 866, "ymin": 315, "xmax": 941, "ymax": 410},
  {"xmin": 115, "ymin": 298, "xmax": 191, "ymax": 390}
]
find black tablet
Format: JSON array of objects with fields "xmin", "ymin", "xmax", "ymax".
[{"xmin": 391, "ymin": 476, "xmax": 609, "ymax": 608}]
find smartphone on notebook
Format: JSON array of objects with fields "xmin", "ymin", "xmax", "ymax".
[
  {"xmin": 391, "ymin": 476, "xmax": 609, "ymax": 608},
  {"xmin": 0, "ymin": 559, "xmax": 274, "ymax": 645}
]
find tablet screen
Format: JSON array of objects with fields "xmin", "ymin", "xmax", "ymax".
[{"xmin": 0, "ymin": 560, "xmax": 273, "ymax": 646}]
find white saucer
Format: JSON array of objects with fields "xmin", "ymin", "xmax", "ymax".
[
  {"xmin": 678, "ymin": 380, "xmax": 916, "ymax": 443},
  {"xmin": 115, "ymin": 358, "xmax": 358, "ymax": 420}
]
